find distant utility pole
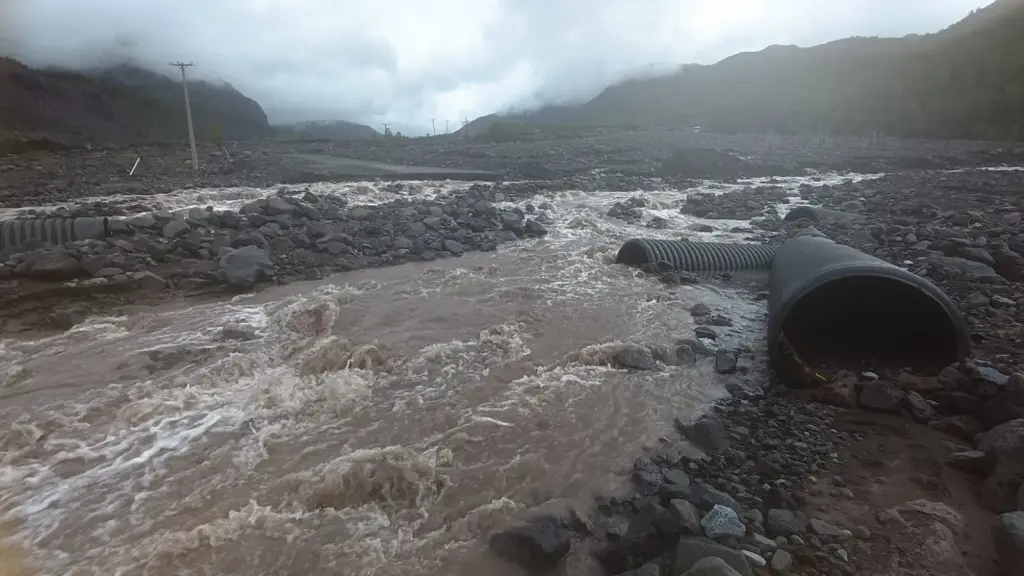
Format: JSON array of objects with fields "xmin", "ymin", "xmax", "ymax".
[
  {"xmin": 380, "ymin": 123, "xmax": 390, "ymax": 136},
  {"xmin": 430, "ymin": 118, "xmax": 437, "ymax": 136},
  {"xmin": 444, "ymin": 120, "xmax": 450, "ymax": 134},
  {"xmin": 169, "ymin": 61, "xmax": 199, "ymax": 174}
]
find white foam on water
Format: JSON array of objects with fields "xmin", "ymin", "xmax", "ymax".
[{"xmin": 0, "ymin": 180, "xmax": 485, "ymax": 219}]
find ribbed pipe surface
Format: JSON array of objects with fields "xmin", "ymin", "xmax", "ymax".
[
  {"xmin": 616, "ymin": 239, "xmax": 778, "ymax": 272},
  {"xmin": 783, "ymin": 206, "xmax": 863, "ymax": 223},
  {"xmin": 0, "ymin": 217, "xmax": 109, "ymax": 252}
]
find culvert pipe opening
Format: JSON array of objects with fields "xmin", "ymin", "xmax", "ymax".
[
  {"xmin": 775, "ymin": 275, "xmax": 963, "ymax": 371},
  {"xmin": 768, "ymin": 229, "xmax": 970, "ymax": 376}
]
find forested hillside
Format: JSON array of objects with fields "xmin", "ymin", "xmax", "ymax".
[{"xmin": 479, "ymin": 0, "xmax": 1024, "ymax": 140}]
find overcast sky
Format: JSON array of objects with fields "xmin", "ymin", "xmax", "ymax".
[{"xmin": 0, "ymin": 0, "xmax": 995, "ymax": 134}]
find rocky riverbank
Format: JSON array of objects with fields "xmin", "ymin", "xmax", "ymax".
[
  {"xmin": 486, "ymin": 167, "xmax": 1024, "ymax": 575},
  {"xmin": 4, "ymin": 130, "xmax": 1024, "ymax": 208},
  {"xmin": 0, "ymin": 182, "xmax": 551, "ymax": 332}
]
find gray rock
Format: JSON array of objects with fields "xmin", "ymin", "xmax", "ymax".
[
  {"xmin": 162, "ymin": 219, "xmax": 191, "ymax": 239},
  {"xmin": 14, "ymin": 249, "xmax": 83, "ymax": 280},
  {"xmin": 701, "ymin": 504, "xmax": 746, "ymax": 539},
  {"xmin": 524, "ymin": 219, "xmax": 548, "ymax": 236},
  {"xmin": 944, "ymin": 451, "xmax": 988, "ymax": 474},
  {"xmin": 443, "ymin": 239, "xmax": 464, "ymax": 255},
  {"xmin": 743, "ymin": 510, "xmax": 764, "ymax": 527},
  {"xmin": 678, "ymin": 415, "xmax": 730, "ymax": 452},
  {"xmin": 350, "ymin": 207, "xmax": 374, "ymax": 221},
  {"xmin": 808, "ymin": 518, "xmax": 843, "ymax": 537},
  {"xmin": 930, "ymin": 256, "xmax": 1001, "ymax": 282},
  {"xmin": 978, "ymin": 419, "xmax": 1024, "ymax": 512},
  {"xmin": 132, "ymin": 271, "xmax": 167, "ymax": 291},
  {"xmin": 664, "ymin": 469, "xmax": 691, "ymax": 488},
  {"xmin": 740, "ymin": 550, "xmax": 766, "ymax": 569},
  {"xmin": 694, "ymin": 326, "xmax": 717, "ymax": 340},
  {"xmin": 765, "ymin": 509, "xmax": 808, "ymax": 537},
  {"xmin": 690, "ymin": 484, "xmax": 743, "ymax": 515},
  {"xmin": 902, "ymin": 390, "xmax": 937, "ymax": 423},
  {"xmin": 714, "ymin": 349, "xmax": 738, "ymax": 374},
  {"xmin": 219, "ymin": 246, "xmax": 274, "ymax": 288},
  {"xmin": 690, "ymin": 303, "xmax": 712, "ymax": 317},
  {"xmin": 674, "ymin": 537, "xmax": 754, "ymax": 576},
  {"xmin": 960, "ymin": 247, "xmax": 995, "ymax": 267},
  {"xmin": 670, "ymin": 499, "xmax": 704, "ymax": 536},
  {"xmin": 93, "ymin": 267, "xmax": 124, "ymax": 278},
  {"xmin": 615, "ymin": 345, "xmax": 659, "ymax": 370},
  {"xmin": 859, "ymin": 381, "xmax": 905, "ymax": 413},
  {"xmin": 749, "ymin": 532, "xmax": 777, "ymax": 553},
  {"xmin": 770, "ymin": 548, "xmax": 793, "ymax": 573},
  {"xmin": 393, "ymin": 236, "xmax": 414, "ymax": 251},
  {"xmin": 681, "ymin": 557, "xmax": 744, "ymax": 576},
  {"xmin": 266, "ymin": 196, "xmax": 294, "ymax": 215},
  {"xmin": 488, "ymin": 517, "xmax": 570, "ymax": 572}
]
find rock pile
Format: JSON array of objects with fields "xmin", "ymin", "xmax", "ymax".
[
  {"xmin": 488, "ymin": 391, "xmax": 867, "ymax": 575},
  {"xmin": 681, "ymin": 185, "xmax": 791, "ymax": 221},
  {"xmin": 0, "ymin": 183, "xmax": 550, "ymax": 293}
]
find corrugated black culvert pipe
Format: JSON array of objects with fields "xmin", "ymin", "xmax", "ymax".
[
  {"xmin": 768, "ymin": 227, "xmax": 970, "ymax": 372},
  {"xmin": 615, "ymin": 239, "xmax": 777, "ymax": 272},
  {"xmin": 782, "ymin": 206, "xmax": 863, "ymax": 223},
  {"xmin": 0, "ymin": 217, "xmax": 109, "ymax": 252}
]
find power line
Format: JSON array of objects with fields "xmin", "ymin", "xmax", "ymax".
[{"xmin": 169, "ymin": 61, "xmax": 199, "ymax": 174}]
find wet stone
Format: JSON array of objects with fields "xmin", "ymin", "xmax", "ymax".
[
  {"xmin": 488, "ymin": 517, "xmax": 571, "ymax": 572},
  {"xmin": 714, "ymin": 349, "xmax": 738, "ymax": 374},
  {"xmin": 701, "ymin": 504, "xmax": 746, "ymax": 540},
  {"xmin": 695, "ymin": 326, "xmax": 718, "ymax": 340},
  {"xmin": 678, "ymin": 415, "xmax": 730, "ymax": 452},
  {"xmin": 674, "ymin": 538, "xmax": 754, "ymax": 576},
  {"xmin": 766, "ymin": 509, "xmax": 809, "ymax": 537},
  {"xmin": 859, "ymin": 381, "xmax": 905, "ymax": 413}
]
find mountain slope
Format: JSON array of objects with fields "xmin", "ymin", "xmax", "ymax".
[
  {"xmin": 273, "ymin": 120, "xmax": 379, "ymax": 141},
  {"xmin": 493, "ymin": 0, "xmax": 1024, "ymax": 140},
  {"xmin": 0, "ymin": 58, "xmax": 273, "ymax": 144}
]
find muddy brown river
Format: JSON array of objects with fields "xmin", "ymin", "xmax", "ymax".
[{"xmin": 0, "ymin": 174, "xmax": 867, "ymax": 575}]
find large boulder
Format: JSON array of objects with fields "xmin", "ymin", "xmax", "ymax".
[
  {"xmin": 993, "ymin": 512, "xmax": 1024, "ymax": 576},
  {"xmin": 488, "ymin": 517, "xmax": 570, "ymax": 572},
  {"xmin": 978, "ymin": 419, "xmax": 1024, "ymax": 513},
  {"xmin": 674, "ymin": 537, "xmax": 754, "ymax": 576},
  {"xmin": 13, "ymin": 248, "xmax": 84, "ymax": 280},
  {"xmin": 218, "ymin": 245, "xmax": 274, "ymax": 288}
]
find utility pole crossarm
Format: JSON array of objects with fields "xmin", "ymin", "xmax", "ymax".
[{"xmin": 169, "ymin": 61, "xmax": 199, "ymax": 174}]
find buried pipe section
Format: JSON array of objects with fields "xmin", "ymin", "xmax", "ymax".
[
  {"xmin": 0, "ymin": 217, "xmax": 109, "ymax": 252},
  {"xmin": 767, "ymin": 227, "xmax": 970, "ymax": 375},
  {"xmin": 615, "ymin": 239, "xmax": 777, "ymax": 272}
]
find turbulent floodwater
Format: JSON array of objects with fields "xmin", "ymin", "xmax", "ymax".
[{"xmin": 0, "ymin": 173, "xmax": 871, "ymax": 576}]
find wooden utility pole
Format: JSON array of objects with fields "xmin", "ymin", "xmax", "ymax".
[
  {"xmin": 169, "ymin": 62, "xmax": 199, "ymax": 173},
  {"xmin": 380, "ymin": 123, "xmax": 390, "ymax": 136},
  {"xmin": 430, "ymin": 118, "xmax": 436, "ymax": 136}
]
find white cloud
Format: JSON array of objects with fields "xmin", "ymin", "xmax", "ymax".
[{"xmin": 0, "ymin": 0, "xmax": 995, "ymax": 133}]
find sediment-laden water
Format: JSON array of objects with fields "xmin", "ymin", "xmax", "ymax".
[{"xmin": 0, "ymin": 172, "xmax": 870, "ymax": 575}]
